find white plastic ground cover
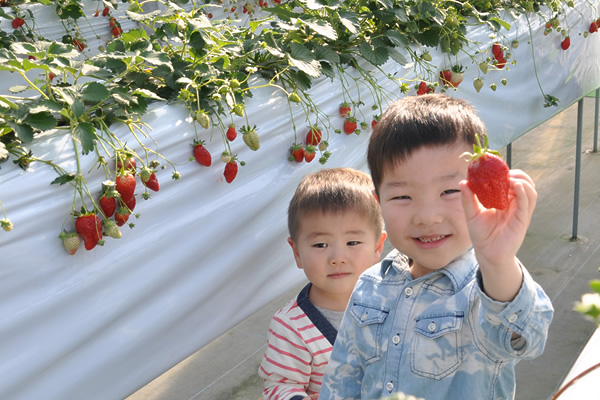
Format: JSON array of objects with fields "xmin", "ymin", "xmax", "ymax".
[
  {"xmin": 0, "ymin": 3, "xmax": 599, "ymax": 399},
  {"xmin": 555, "ymin": 326, "xmax": 600, "ymax": 399}
]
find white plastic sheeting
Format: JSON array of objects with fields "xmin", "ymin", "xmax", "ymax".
[{"xmin": 1, "ymin": 3, "xmax": 599, "ymax": 399}]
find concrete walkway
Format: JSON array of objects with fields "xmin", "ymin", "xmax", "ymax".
[{"xmin": 126, "ymin": 95, "xmax": 600, "ymax": 400}]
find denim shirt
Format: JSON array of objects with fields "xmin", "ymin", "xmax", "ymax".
[{"xmin": 320, "ymin": 249, "xmax": 554, "ymax": 400}]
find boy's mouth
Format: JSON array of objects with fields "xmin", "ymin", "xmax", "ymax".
[{"xmin": 417, "ymin": 235, "xmax": 447, "ymax": 243}]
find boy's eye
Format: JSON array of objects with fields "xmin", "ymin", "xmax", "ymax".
[
  {"xmin": 347, "ymin": 241, "xmax": 361, "ymax": 246},
  {"xmin": 313, "ymin": 243, "xmax": 328, "ymax": 248},
  {"xmin": 442, "ymin": 189, "xmax": 461, "ymax": 196},
  {"xmin": 392, "ymin": 195, "xmax": 411, "ymax": 200}
]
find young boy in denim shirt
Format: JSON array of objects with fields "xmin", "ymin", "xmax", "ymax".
[
  {"xmin": 259, "ymin": 168, "xmax": 387, "ymax": 400},
  {"xmin": 320, "ymin": 95, "xmax": 554, "ymax": 400}
]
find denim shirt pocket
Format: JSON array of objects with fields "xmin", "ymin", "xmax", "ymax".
[
  {"xmin": 411, "ymin": 312, "xmax": 464, "ymax": 379},
  {"xmin": 349, "ymin": 302, "xmax": 389, "ymax": 364}
]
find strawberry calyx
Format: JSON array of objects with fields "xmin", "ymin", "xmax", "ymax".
[{"xmin": 461, "ymin": 133, "xmax": 502, "ymax": 162}]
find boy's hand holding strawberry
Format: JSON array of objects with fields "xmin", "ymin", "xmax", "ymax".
[{"xmin": 460, "ymin": 135, "xmax": 537, "ymax": 302}]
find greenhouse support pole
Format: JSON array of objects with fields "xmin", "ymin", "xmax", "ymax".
[
  {"xmin": 572, "ymin": 99, "xmax": 584, "ymax": 240},
  {"xmin": 506, "ymin": 142, "xmax": 512, "ymax": 169},
  {"xmin": 594, "ymin": 88, "xmax": 599, "ymax": 153}
]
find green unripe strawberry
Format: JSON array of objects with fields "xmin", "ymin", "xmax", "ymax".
[
  {"xmin": 230, "ymin": 78, "xmax": 241, "ymax": 89},
  {"xmin": 232, "ymin": 104, "xmax": 244, "ymax": 117},
  {"xmin": 103, "ymin": 219, "xmax": 122, "ymax": 239},
  {"xmin": 1, "ymin": 218, "xmax": 13, "ymax": 232},
  {"xmin": 59, "ymin": 231, "xmax": 81, "ymax": 255},
  {"xmin": 241, "ymin": 125, "xmax": 260, "ymax": 151},
  {"xmin": 422, "ymin": 52, "xmax": 432, "ymax": 62},
  {"xmin": 479, "ymin": 62, "xmax": 488, "ymax": 74},
  {"xmin": 473, "ymin": 78, "xmax": 484, "ymax": 93},
  {"xmin": 289, "ymin": 92, "xmax": 302, "ymax": 103},
  {"xmin": 196, "ymin": 111, "xmax": 210, "ymax": 129}
]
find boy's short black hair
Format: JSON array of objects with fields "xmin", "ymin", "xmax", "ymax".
[
  {"xmin": 367, "ymin": 94, "xmax": 486, "ymax": 194},
  {"xmin": 288, "ymin": 168, "xmax": 384, "ymax": 242}
]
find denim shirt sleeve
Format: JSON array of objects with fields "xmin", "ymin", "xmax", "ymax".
[
  {"xmin": 476, "ymin": 263, "xmax": 554, "ymax": 360},
  {"xmin": 319, "ymin": 301, "xmax": 364, "ymax": 400}
]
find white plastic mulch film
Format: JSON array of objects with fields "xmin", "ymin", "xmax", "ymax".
[{"xmin": 0, "ymin": 1, "xmax": 599, "ymax": 399}]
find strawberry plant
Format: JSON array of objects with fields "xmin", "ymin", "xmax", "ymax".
[{"xmin": 0, "ymin": 0, "xmax": 588, "ymax": 253}]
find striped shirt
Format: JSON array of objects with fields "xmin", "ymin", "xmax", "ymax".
[{"xmin": 258, "ymin": 283, "xmax": 338, "ymax": 400}]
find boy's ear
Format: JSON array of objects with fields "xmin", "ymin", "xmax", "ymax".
[
  {"xmin": 287, "ymin": 237, "xmax": 303, "ymax": 269},
  {"xmin": 374, "ymin": 231, "xmax": 387, "ymax": 262}
]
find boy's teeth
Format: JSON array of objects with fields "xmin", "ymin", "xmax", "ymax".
[{"xmin": 419, "ymin": 235, "xmax": 444, "ymax": 243}]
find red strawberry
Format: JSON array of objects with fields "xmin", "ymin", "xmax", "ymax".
[
  {"xmin": 116, "ymin": 173, "xmax": 136, "ymax": 201},
  {"xmin": 143, "ymin": 172, "xmax": 160, "ymax": 192},
  {"xmin": 112, "ymin": 26, "xmax": 122, "ymax": 37},
  {"xmin": 339, "ymin": 102, "xmax": 351, "ymax": 118},
  {"xmin": 492, "ymin": 43, "xmax": 503, "ymax": 58},
  {"xmin": 304, "ymin": 145, "xmax": 316, "ymax": 163},
  {"xmin": 463, "ymin": 134, "xmax": 510, "ymax": 210},
  {"xmin": 114, "ymin": 208, "xmax": 130, "ymax": 227},
  {"xmin": 439, "ymin": 69, "xmax": 453, "ymax": 86},
  {"xmin": 12, "ymin": 17, "xmax": 25, "ymax": 29},
  {"xmin": 59, "ymin": 232, "xmax": 81, "ymax": 255},
  {"xmin": 226, "ymin": 124, "xmax": 237, "ymax": 141},
  {"xmin": 371, "ymin": 115, "xmax": 380, "ymax": 129},
  {"xmin": 75, "ymin": 213, "xmax": 103, "ymax": 250},
  {"xmin": 49, "ymin": 72, "xmax": 56, "ymax": 81},
  {"xmin": 561, "ymin": 36, "xmax": 570, "ymax": 50},
  {"xmin": 73, "ymin": 38, "xmax": 85, "ymax": 52},
  {"xmin": 102, "ymin": 6, "xmax": 110, "ymax": 16},
  {"xmin": 124, "ymin": 195, "xmax": 136, "ymax": 211},
  {"xmin": 193, "ymin": 140, "xmax": 212, "ymax": 166},
  {"xmin": 416, "ymin": 81, "xmax": 434, "ymax": 95},
  {"xmin": 116, "ymin": 155, "xmax": 136, "ymax": 172},
  {"xmin": 305, "ymin": 127, "xmax": 322, "ymax": 145},
  {"xmin": 343, "ymin": 117, "xmax": 357, "ymax": 135},
  {"xmin": 590, "ymin": 22, "xmax": 598, "ymax": 33},
  {"xmin": 224, "ymin": 160, "xmax": 238, "ymax": 183},
  {"xmin": 290, "ymin": 144, "xmax": 304, "ymax": 162},
  {"xmin": 495, "ymin": 57, "xmax": 506, "ymax": 69},
  {"xmin": 99, "ymin": 194, "xmax": 117, "ymax": 217}
]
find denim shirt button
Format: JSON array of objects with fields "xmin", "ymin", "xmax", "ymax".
[
  {"xmin": 428, "ymin": 321, "xmax": 437, "ymax": 332},
  {"xmin": 404, "ymin": 287, "xmax": 413, "ymax": 297},
  {"xmin": 508, "ymin": 314, "xmax": 518, "ymax": 323},
  {"xmin": 385, "ymin": 381, "xmax": 394, "ymax": 392},
  {"xmin": 361, "ymin": 313, "xmax": 368, "ymax": 321},
  {"xmin": 392, "ymin": 334, "xmax": 401, "ymax": 344}
]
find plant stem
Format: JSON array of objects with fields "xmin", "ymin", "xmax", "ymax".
[{"xmin": 551, "ymin": 362, "xmax": 600, "ymax": 400}]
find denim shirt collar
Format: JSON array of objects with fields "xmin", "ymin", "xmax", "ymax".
[{"xmin": 380, "ymin": 247, "xmax": 478, "ymax": 293}]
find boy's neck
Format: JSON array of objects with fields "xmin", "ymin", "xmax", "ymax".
[{"xmin": 308, "ymin": 286, "xmax": 350, "ymax": 312}]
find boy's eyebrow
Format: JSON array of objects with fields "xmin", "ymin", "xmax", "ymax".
[
  {"xmin": 305, "ymin": 229, "xmax": 368, "ymax": 239},
  {"xmin": 383, "ymin": 172, "xmax": 461, "ymax": 187}
]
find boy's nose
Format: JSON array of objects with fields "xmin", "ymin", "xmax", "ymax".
[
  {"xmin": 329, "ymin": 245, "xmax": 347, "ymax": 265},
  {"xmin": 413, "ymin": 204, "xmax": 443, "ymax": 226}
]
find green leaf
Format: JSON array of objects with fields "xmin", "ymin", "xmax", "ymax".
[
  {"xmin": 263, "ymin": 32, "xmax": 285, "ymax": 58},
  {"xmin": 56, "ymin": 88, "xmax": 85, "ymax": 119},
  {"xmin": 0, "ymin": 96, "xmax": 18, "ymax": 109},
  {"xmin": 82, "ymin": 82, "xmax": 110, "ymax": 103},
  {"xmin": 132, "ymin": 89, "xmax": 164, "ymax": 101},
  {"xmin": 111, "ymin": 87, "xmax": 135, "ymax": 106},
  {"xmin": 48, "ymin": 41, "xmax": 78, "ymax": 57},
  {"xmin": 320, "ymin": 62, "xmax": 335, "ymax": 79},
  {"xmin": 9, "ymin": 85, "xmax": 29, "ymax": 94},
  {"xmin": 51, "ymin": 173, "xmax": 77, "ymax": 185},
  {"xmin": 24, "ymin": 111, "xmax": 57, "ymax": 131},
  {"xmin": 288, "ymin": 43, "xmax": 321, "ymax": 78},
  {"xmin": 72, "ymin": 122, "xmax": 96, "ymax": 155},
  {"xmin": 10, "ymin": 122, "xmax": 34, "ymax": 143},
  {"xmin": 301, "ymin": 17, "xmax": 337, "ymax": 40},
  {"xmin": 385, "ymin": 30, "xmax": 409, "ymax": 47},
  {"xmin": 591, "ymin": 280, "xmax": 600, "ymax": 294},
  {"xmin": 314, "ymin": 44, "xmax": 340, "ymax": 65},
  {"xmin": 139, "ymin": 50, "xmax": 172, "ymax": 67},
  {"xmin": 338, "ymin": 11, "xmax": 359, "ymax": 34},
  {"xmin": 359, "ymin": 42, "xmax": 389, "ymax": 66},
  {"xmin": 415, "ymin": 29, "xmax": 441, "ymax": 48},
  {"xmin": 388, "ymin": 48, "xmax": 409, "ymax": 65},
  {"xmin": 489, "ymin": 17, "xmax": 511, "ymax": 31}
]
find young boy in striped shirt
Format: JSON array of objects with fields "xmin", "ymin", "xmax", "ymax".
[{"xmin": 258, "ymin": 168, "xmax": 387, "ymax": 400}]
